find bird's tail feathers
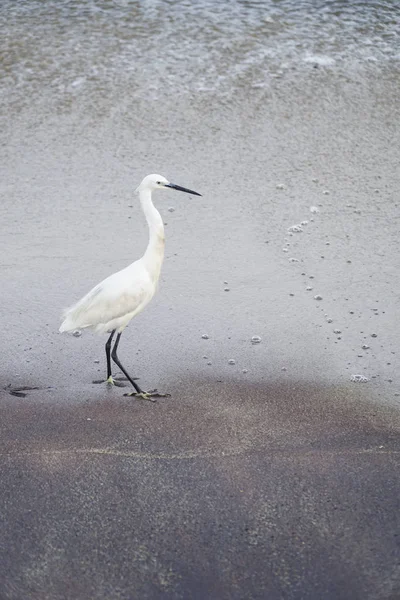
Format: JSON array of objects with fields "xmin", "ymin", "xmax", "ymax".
[
  {"xmin": 59, "ymin": 305, "xmax": 90, "ymax": 333},
  {"xmin": 59, "ymin": 312, "xmax": 78, "ymax": 333},
  {"xmin": 59, "ymin": 284, "xmax": 104, "ymax": 333}
]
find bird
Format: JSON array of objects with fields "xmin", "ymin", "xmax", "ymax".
[{"xmin": 59, "ymin": 173, "xmax": 202, "ymax": 400}]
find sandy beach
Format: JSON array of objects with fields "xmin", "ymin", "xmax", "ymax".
[{"xmin": 1, "ymin": 1, "xmax": 400, "ymax": 598}]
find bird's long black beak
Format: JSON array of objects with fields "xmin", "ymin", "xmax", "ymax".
[{"xmin": 165, "ymin": 183, "xmax": 202, "ymax": 196}]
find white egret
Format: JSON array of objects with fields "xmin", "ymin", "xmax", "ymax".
[{"xmin": 59, "ymin": 174, "xmax": 202, "ymax": 400}]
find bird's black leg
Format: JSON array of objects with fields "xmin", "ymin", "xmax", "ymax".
[
  {"xmin": 111, "ymin": 332, "xmax": 170, "ymax": 402},
  {"xmin": 93, "ymin": 330, "xmax": 124, "ymax": 386},
  {"xmin": 111, "ymin": 333, "xmax": 144, "ymax": 395},
  {"xmin": 105, "ymin": 330, "xmax": 115, "ymax": 380}
]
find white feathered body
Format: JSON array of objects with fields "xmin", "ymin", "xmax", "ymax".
[
  {"xmin": 60, "ymin": 185, "xmax": 165, "ymax": 335},
  {"xmin": 59, "ymin": 259, "xmax": 158, "ymax": 334}
]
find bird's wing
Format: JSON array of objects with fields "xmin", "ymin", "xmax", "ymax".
[{"xmin": 60, "ymin": 263, "xmax": 153, "ymax": 331}]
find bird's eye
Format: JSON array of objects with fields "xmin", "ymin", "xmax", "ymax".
[{"xmin": 156, "ymin": 181, "xmax": 161, "ymax": 185}]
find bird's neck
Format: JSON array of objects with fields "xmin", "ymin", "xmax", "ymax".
[{"xmin": 140, "ymin": 189, "xmax": 165, "ymax": 281}]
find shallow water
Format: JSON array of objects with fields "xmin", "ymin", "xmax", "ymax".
[
  {"xmin": 1, "ymin": 0, "xmax": 399, "ymax": 114},
  {"xmin": 0, "ymin": 1, "xmax": 399, "ymax": 399}
]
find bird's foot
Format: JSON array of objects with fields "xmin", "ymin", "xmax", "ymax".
[
  {"xmin": 92, "ymin": 376, "xmax": 126, "ymax": 387},
  {"xmin": 124, "ymin": 389, "xmax": 171, "ymax": 402}
]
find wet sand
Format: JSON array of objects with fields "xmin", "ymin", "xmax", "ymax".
[
  {"xmin": 1, "ymin": 378, "xmax": 400, "ymax": 600},
  {"xmin": 1, "ymin": 69, "xmax": 400, "ymax": 598}
]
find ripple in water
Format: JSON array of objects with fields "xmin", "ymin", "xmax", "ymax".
[
  {"xmin": 288, "ymin": 225, "xmax": 303, "ymax": 233},
  {"xmin": 351, "ymin": 374, "xmax": 369, "ymax": 383},
  {"xmin": 1, "ymin": 0, "xmax": 398, "ymax": 113}
]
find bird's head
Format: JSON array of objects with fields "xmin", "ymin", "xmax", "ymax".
[{"xmin": 136, "ymin": 174, "xmax": 201, "ymax": 196}]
